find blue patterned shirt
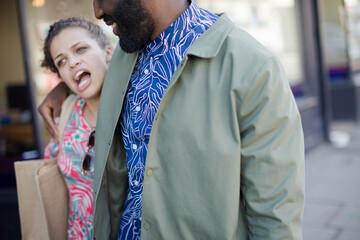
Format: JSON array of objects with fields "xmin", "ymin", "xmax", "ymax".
[{"xmin": 118, "ymin": 2, "xmax": 218, "ymax": 239}]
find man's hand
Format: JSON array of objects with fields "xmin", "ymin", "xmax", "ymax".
[{"xmin": 38, "ymin": 82, "xmax": 70, "ymax": 140}]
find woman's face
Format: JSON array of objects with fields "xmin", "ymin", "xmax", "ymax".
[{"xmin": 50, "ymin": 27, "xmax": 112, "ymax": 100}]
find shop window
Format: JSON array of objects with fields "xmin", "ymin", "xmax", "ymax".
[
  {"xmin": 196, "ymin": 0, "xmax": 305, "ymax": 97},
  {"xmin": 321, "ymin": 0, "xmax": 349, "ymax": 83},
  {"xmin": 0, "ymin": 85, "xmax": 35, "ymax": 156},
  {"xmin": 344, "ymin": 0, "xmax": 360, "ymax": 84}
]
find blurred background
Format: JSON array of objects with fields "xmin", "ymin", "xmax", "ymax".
[{"xmin": 0, "ymin": 0, "xmax": 359, "ymax": 239}]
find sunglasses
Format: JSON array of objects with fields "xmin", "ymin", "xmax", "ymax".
[{"xmin": 81, "ymin": 130, "xmax": 95, "ymax": 175}]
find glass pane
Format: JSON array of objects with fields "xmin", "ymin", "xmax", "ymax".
[
  {"xmin": 344, "ymin": 0, "xmax": 360, "ymax": 83},
  {"xmin": 321, "ymin": 0, "xmax": 349, "ymax": 83},
  {"xmin": 196, "ymin": 0, "xmax": 304, "ymax": 96}
]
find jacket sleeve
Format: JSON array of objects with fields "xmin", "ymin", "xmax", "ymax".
[{"xmin": 238, "ymin": 56, "xmax": 305, "ymax": 239}]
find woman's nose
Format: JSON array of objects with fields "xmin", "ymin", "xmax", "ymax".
[{"xmin": 69, "ymin": 56, "xmax": 81, "ymax": 68}]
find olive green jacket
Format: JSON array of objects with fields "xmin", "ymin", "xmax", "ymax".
[{"xmin": 93, "ymin": 14, "xmax": 305, "ymax": 240}]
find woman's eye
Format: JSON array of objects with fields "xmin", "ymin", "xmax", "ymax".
[
  {"xmin": 57, "ymin": 59, "xmax": 66, "ymax": 67},
  {"xmin": 77, "ymin": 46, "xmax": 87, "ymax": 53}
]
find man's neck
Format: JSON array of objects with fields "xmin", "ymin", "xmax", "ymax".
[{"xmin": 148, "ymin": 0, "xmax": 190, "ymax": 41}]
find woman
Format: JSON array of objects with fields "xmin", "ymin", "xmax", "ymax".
[{"xmin": 41, "ymin": 17, "xmax": 113, "ymax": 239}]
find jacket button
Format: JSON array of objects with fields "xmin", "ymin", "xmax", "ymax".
[
  {"xmin": 146, "ymin": 169, "xmax": 153, "ymax": 177},
  {"xmin": 144, "ymin": 223, "xmax": 151, "ymax": 230}
]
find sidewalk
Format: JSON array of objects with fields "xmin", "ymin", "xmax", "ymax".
[{"xmin": 303, "ymin": 122, "xmax": 360, "ymax": 240}]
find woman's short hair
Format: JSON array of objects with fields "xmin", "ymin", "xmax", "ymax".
[{"xmin": 41, "ymin": 17, "xmax": 110, "ymax": 76}]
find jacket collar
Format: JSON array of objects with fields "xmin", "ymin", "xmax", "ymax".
[{"xmin": 186, "ymin": 13, "xmax": 234, "ymax": 59}]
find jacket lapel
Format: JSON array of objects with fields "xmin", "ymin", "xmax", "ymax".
[{"xmin": 94, "ymin": 44, "xmax": 138, "ymax": 199}]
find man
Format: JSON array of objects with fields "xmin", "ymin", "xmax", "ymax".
[{"xmin": 39, "ymin": 0, "xmax": 305, "ymax": 239}]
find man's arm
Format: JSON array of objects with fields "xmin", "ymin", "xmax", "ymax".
[
  {"xmin": 238, "ymin": 57, "xmax": 305, "ymax": 239},
  {"xmin": 38, "ymin": 82, "xmax": 70, "ymax": 140}
]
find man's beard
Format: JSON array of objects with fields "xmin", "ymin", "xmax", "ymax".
[{"xmin": 112, "ymin": 0, "xmax": 154, "ymax": 53}]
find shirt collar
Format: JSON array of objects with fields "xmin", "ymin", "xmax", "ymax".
[{"xmin": 142, "ymin": 1, "xmax": 204, "ymax": 58}]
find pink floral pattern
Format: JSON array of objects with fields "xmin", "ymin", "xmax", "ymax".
[{"xmin": 44, "ymin": 97, "xmax": 94, "ymax": 240}]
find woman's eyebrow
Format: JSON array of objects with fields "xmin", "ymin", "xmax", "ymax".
[{"xmin": 54, "ymin": 41, "xmax": 85, "ymax": 60}]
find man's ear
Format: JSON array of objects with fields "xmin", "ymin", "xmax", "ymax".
[{"xmin": 105, "ymin": 45, "xmax": 114, "ymax": 63}]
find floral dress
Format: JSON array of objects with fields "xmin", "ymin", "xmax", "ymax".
[{"xmin": 44, "ymin": 97, "xmax": 94, "ymax": 240}]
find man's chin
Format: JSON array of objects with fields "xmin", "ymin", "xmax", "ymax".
[{"xmin": 119, "ymin": 38, "xmax": 140, "ymax": 53}]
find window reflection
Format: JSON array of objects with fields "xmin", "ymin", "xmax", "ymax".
[
  {"xmin": 196, "ymin": 0, "xmax": 304, "ymax": 96},
  {"xmin": 344, "ymin": 0, "xmax": 360, "ymax": 81}
]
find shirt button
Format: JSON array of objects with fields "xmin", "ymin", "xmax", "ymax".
[
  {"xmin": 146, "ymin": 169, "xmax": 153, "ymax": 177},
  {"xmin": 144, "ymin": 223, "xmax": 151, "ymax": 230},
  {"xmin": 132, "ymin": 144, "xmax": 138, "ymax": 150},
  {"xmin": 144, "ymin": 69, "xmax": 149, "ymax": 74},
  {"xmin": 135, "ymin": 106, "xmax": 141, "ymax": 112}
]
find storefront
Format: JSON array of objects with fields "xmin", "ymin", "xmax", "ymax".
[{"xmin": 318, "ymin": 0, "xmax": 360, "ymax": 121}]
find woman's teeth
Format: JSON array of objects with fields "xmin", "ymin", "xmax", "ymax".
[{"xmin": 75, "ymin": 70, "xmax": 85, "ymax": 81}]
